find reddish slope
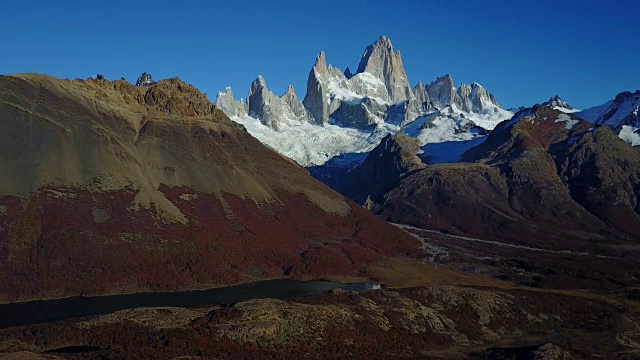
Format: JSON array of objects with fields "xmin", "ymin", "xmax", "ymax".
[{"xmin": 0, "ymin": 74, "xmax": 421, "ymax": 302}]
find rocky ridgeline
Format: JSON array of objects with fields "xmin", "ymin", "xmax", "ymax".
[
  {"xmin": 543, "ymin": 95, "xmax": 574, "ymax": 110},
  {"xmin": 216, "ymin": 35, "xmax": 504, "ymax": 131}
]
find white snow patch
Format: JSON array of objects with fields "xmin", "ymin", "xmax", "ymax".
[
  {"xmin": 555, "ymin": 113, "xmax": 579, "ymax": 129},
  {"xmin": 619, "ymin": 125, "xmax": 640, "ymax": 146},
  {"xmin": 553, "ymin": 106, "xmax": 581, "ymax": 114},
  {"xmin": 578, "ymin": 95, "xmax": 640, "ymax": 127},
  {"xmin": 231, "ymin": 114, "xmax": 397, "ymax": 166}
]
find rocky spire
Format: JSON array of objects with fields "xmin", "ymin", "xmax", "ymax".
[
  {"xmin": 215, "ymin": 87, "xmax": 248, "ymax": 118},
  {"xmin": 412, "ymin": 81, "xmax": 434, "ymax": 115},
  {"xmin": 425, "ymin": 74, "xmax": 460, "ymax": 110},
  {"xmin": 456, "ymin": 83, "xmax": 497, "ymax": 113},
  {"xmin": 543, "ymin": 95, "xmax": 573, "ymax": 110},
  {"xmin": 247, "ymin": 76, "xmax": 312, "ymax": 130},
  {"xmin": 281, "ymin": 84, "xmax": 311, "ymax": 121},
  {"xmin": 247, "ymin": 75, "xmax": 276, "ymax": 121},
  {"xmin": 413, "ymin": 81, "xmax": 431, "ymax": 104},
  {"xmin": 303, "ymin": 51, "xmax": 330, "ymax": 125},
  {"xmin": 355, "ymin": 35, "xmax": 414, "ymax": 102}
]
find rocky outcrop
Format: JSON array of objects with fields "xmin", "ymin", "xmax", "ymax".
[
  {"xmin": 355, "ymin": 35, "xmax": 414, "ymax": 102},
  {"xmin": 0, "ymin": 283, "xmax": 628, "ymax": 359},
  {"xmin": 0, "ymin": 73, "xmax": 422, "ymax": 302},
  {"xmin": 215, "ymin": 87, "xmax": 247, "ymax": 117}
]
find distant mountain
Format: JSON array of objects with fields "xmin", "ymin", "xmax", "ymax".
[
  {"xmin": 578, "ymin": 90, "xmax": 640, "ymax": 146},
  {"xmin": 215, "ymin": 35, "xmax": 511, "ymax": 166},
  {"xmin": 542, "ymin": 95, "xmax": 578, "ymax": 113}
]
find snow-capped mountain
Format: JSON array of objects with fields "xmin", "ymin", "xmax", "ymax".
[
  {"xmin": 215, "ymin": 35, "xmax": 511, "ymax": 166},
  {"xmin": 578, "ymin": 90, "xmax": 640, "ymax": 146},
  {"xmin": 542, "ymin": 95, "xmax": 578, "ymax": 113}
]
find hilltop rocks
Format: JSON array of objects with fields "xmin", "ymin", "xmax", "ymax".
[{"xmin": 144, "ymin": 77, "xmax": 216, "ymax": 117}]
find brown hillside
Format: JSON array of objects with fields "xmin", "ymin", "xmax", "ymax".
[{"xmin": 0, "ymin": 74, "xmax": 422, "ymax": 302}]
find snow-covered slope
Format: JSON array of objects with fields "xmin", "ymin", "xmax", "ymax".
[
  {"xmin": 230, "ymin": 114, "xmax": 398, "ymax": 166},
  {"xmin": 578, "ymin": 90, "xmax": 640, "ymax": 146},
  {"xmin": 578, "ymin": 91, "xmax": 640, "ymax": 128}
]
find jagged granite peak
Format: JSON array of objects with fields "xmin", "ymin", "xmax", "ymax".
[
  {"xmin": 285, "ymin": 84, "xmax": 296, "ymax": 95},
  {"xmin": 413, "ymin": 81, "xmax": 427, "ymax": 102},
  {"xmin": 313, "ymin": 51, "xmax": 328, "ymax": 74},
  {"xmin": 457, "ymin": 82, "xmax": 498, "ymax": 113},
  {"xmin": 215, "ymin": 87, "xmax": 248, "ymax": 118},
  {"xmin": 355, "ymin": 35, "xmax": 414, "ymax": 102},
  {"xmin": 425, "ymin": 74, "xmax": 460, "ymax": 110},
  {"xmin": 411, "ymin": 81, "xmax": 435, "ymax": 115},
  {"xmin": 247, "ymin": 75, "xmax": 312, "ymax": 130},
  {"xmin": 281, "ymin": 84, "xmax": 312, "ymax": 122},
  {"xmin": 247, "ymin": 75, "xmax": 277, "ymax": 124},
  {"xmin": 303, "ymin": 52, "xmax": 331, "ymax": 125},
  {"xmin": 544, "ymin": 95, "xmax": 573, "ymax": 110}
]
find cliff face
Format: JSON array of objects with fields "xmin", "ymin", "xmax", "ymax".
[
  {"xmin": 355, "ymin": 35, "xmax": 414, "ymax": 102},
  {"xmin": 0, "ymin": 74, "xmax": 422, "ymax": 302}
]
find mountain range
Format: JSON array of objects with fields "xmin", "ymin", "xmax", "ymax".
[
  {"xmin": 215, "ymin": 34, "xmax": 640, "ymax": 294},
  {"xmin": 2, "ymin": 35, "xmax": 640, "ymax": 358},
  {"xmin": 216, "ymin": 35, "xmax": 512, "ymax": 167},
  {"xmin": 216, "ymin": 36, "xmax": 640, "ymax": 170}
]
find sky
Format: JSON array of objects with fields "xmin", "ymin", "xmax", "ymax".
[{"xmin": 1, "ymin": 0, "xmax": 639, "ymax": 110}]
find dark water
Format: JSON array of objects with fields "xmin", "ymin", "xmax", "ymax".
[
  {"xmin": 43, "ymin": 346, "xmax": 103, "ymax": 354},
  {"xmin": 0, "ymin": 279, "xmax": 381, "ymax": 329}
]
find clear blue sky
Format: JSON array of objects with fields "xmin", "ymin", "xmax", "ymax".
[{"xmin": 1, "ymin": 0, "xmax": 639, "ymax": 109}]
